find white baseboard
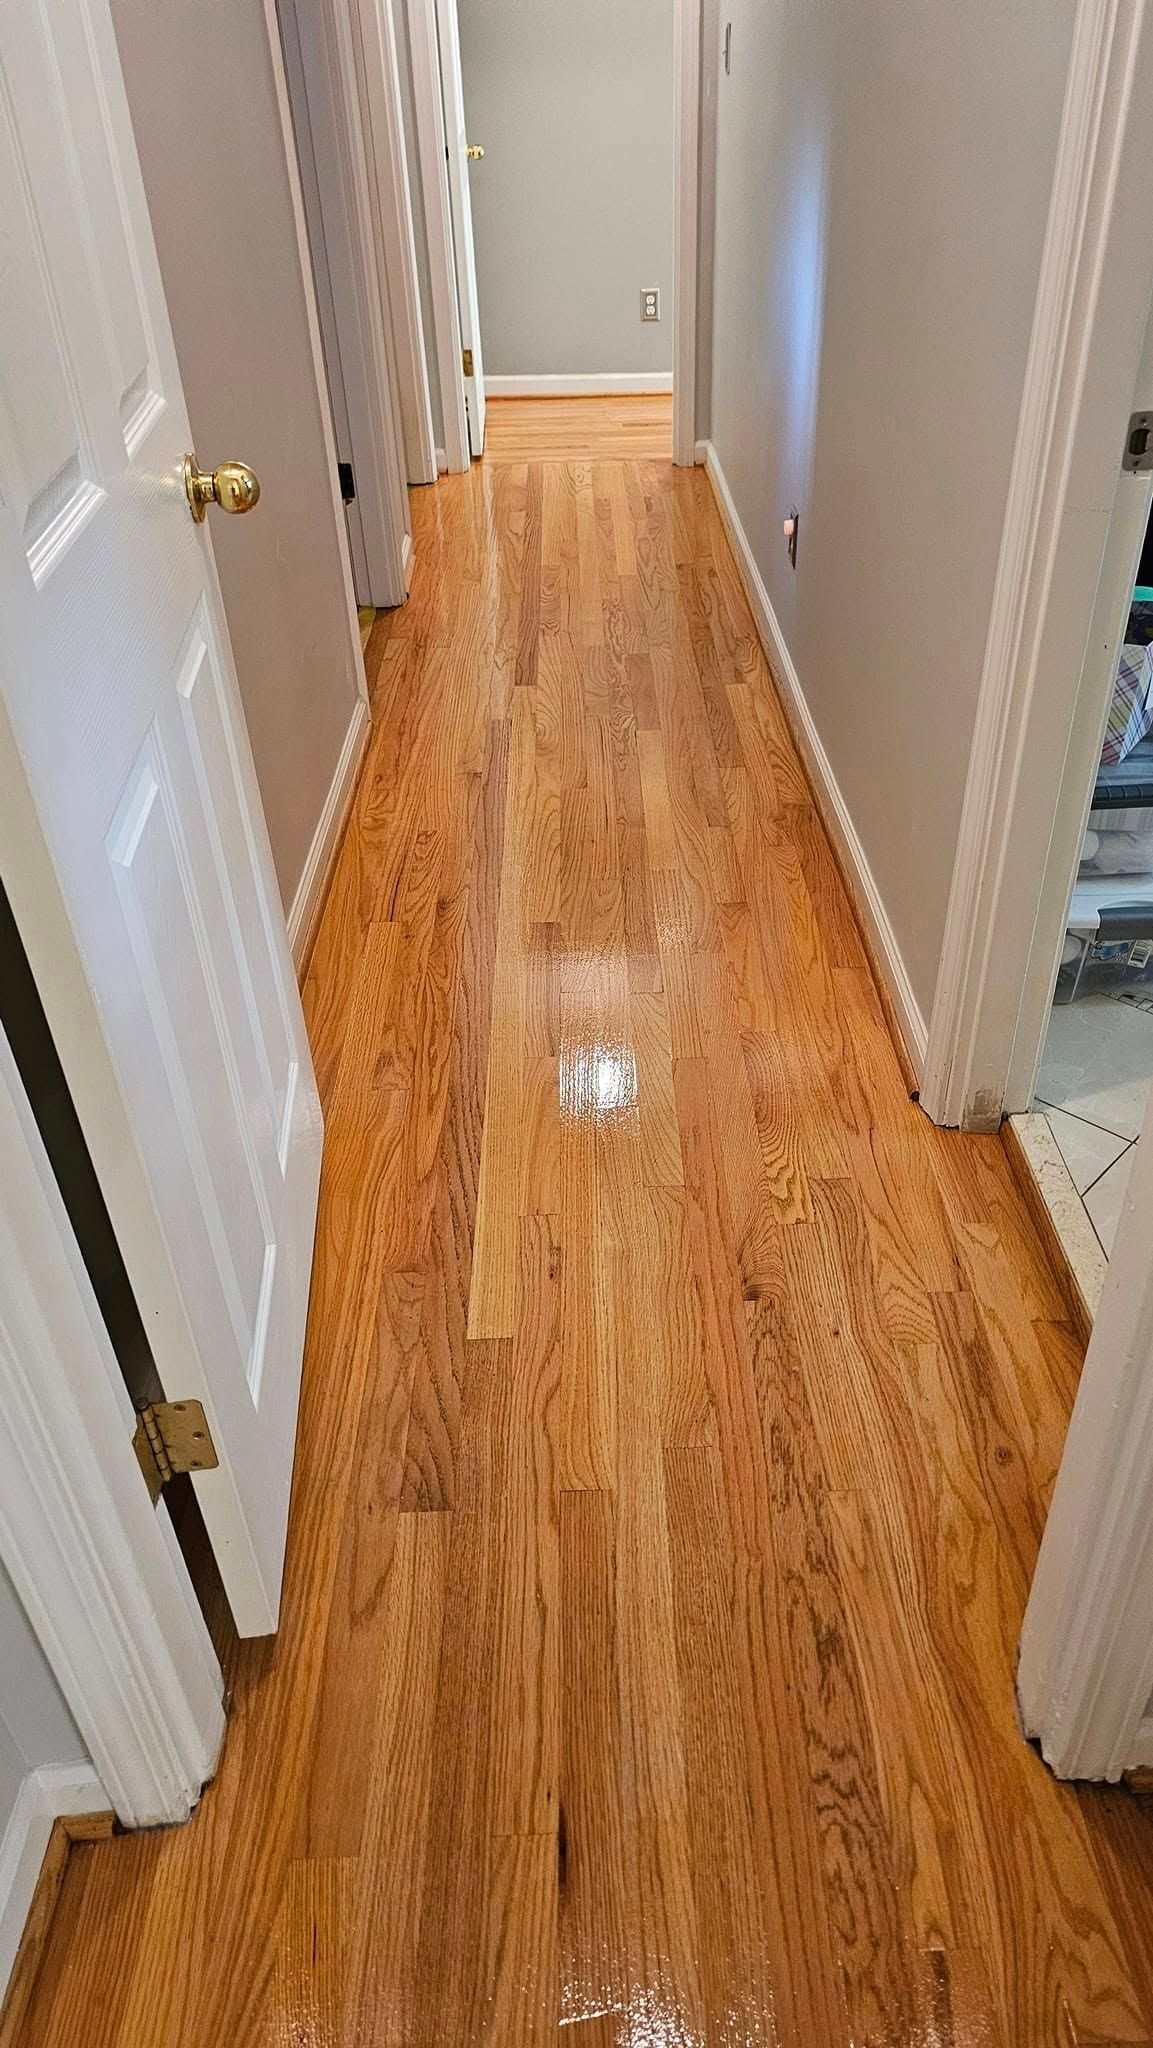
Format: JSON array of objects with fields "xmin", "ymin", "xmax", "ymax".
[
  {"xmin": 701, "ymin": 440, "xmax": 928, "ymax": 1078},
  {"xmin": 694, "ymin": 439, "xmax": 709, "ymax": 465},
  {"xmin": 484, "ymin": 373, "xmax": 674, "ymax": 397},
  {"xmin": 0, "ymin": 1761, "xmax": 107, "ymax": 2000},
  {"xmin": 287, "ymin": 697, "xmax": 371, "ymax": 975},
  {"xmin": 435, "ymin": 446, "xmax": 448, "ymax": 474}
]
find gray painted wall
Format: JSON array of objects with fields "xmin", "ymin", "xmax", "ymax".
[
  {"xmin": 457, "ymin": 0, "xmax": 674, "ymax": 377},
  {"xmin": 709, "ymin": 0, "xmax": 1077, "ymax": 1019},
  {"xmin": 0, "ymin": 1561, "xmax": 87, "ymax": 1843}
]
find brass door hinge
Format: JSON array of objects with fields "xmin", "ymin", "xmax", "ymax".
[
  {"xmin": 462, "ymin": 347, "xmax": 474, "ymax": 379},
  {"xmin": 133, "ymin": 1400, "xmax": 219, "ymax": 1506}
]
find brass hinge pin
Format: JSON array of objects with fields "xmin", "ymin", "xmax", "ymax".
[{"xmin": 133, "ymin": 1400, "xmax": 219, "ymax": 1506}]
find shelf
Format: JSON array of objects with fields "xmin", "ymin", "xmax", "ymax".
[
  {"xmin": 1069, "ymin": 869, "xmax": 1153, "ymax": 935},
  {"xmin": 1093, "ymin": 737, "xmax": 1153, "ymax": 810}
]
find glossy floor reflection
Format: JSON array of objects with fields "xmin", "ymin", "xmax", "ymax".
[{"xmin": 21, "ymin": 432, "xmax": 1153, "ymax": 2045}]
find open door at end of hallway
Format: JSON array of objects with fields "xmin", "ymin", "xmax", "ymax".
[
  {"xmin": 0, "ymin": 0, "xmax": 322, "ymax": 1634},
  {"xmin": 435, "ymin": 0, "xmax": 486, "ymax": 456}
]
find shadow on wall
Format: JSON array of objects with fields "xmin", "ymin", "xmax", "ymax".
[{"xmin": 772, "ymin": 114, "xmax": 830, "ymax": 546}]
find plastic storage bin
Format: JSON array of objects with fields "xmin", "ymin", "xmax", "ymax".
[{"xmin": 1055, "ymin": 906, "xmax": 1153, "ymax": 1003}]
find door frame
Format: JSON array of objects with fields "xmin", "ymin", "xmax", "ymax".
[
  {"xmin": 672, "ymin": 0, "xmax": 700, "ymax": 467},
  {"xmin": 0, "ymin": 1012, "xmax": 224, "ymax": 1830},
  {"xmin": 402, "ymin": 0, "xmax": 701, "ymax": 470},
  {"xmin": 404, "ymin": 0, "xmax": 470, "ymax": 473},
  {"xmin": 1019, "ymin": 1083, "xmax": 1153, "ymax": 1778},
  {"xmin": 0, "ymin": 653, "xmax": 301, "ymax": 1641},
  {"xmin": 435, "ymin": 0, "xmax": 486, "ymax": 457},
  {"xmin": 919, "ymin": 0, "xmax": 1153, "ymax": 1129},
  {"xmin": 278, "ymin": 0, "xmax": 413, "ymax": 602},
  {"xmin": 352, "ymin": 0, "xmax": 438, "ymax": 485},
  {"xmin": 261, "ymin": 0, "xmax": 374, "ymax": 642}
]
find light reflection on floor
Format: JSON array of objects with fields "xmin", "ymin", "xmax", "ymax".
[{"xmin": 560, "ymin": 1040, "xmax": 639, "ymax": 1122}]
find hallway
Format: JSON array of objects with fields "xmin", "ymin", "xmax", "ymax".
[{"xmin": 21, "ymin": 428, "xmax": 1153, "ymax": 2044}]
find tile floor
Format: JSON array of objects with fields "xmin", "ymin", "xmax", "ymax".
[{"xmin": 1035, "ymin": 994, "xmax": 1153, "ymax": 1254}]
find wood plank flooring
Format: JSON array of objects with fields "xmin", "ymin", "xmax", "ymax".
[
  {"xmin": 485, "ymin": 392, "xmax": 673, "ymax": 461},
  {"xmin": 22, "ymin": 428, "xmax": 1153, "ymax": 2046}
]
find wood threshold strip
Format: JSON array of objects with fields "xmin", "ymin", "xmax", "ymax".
[{"xmin": 1002, "ymin": 1111, "xmax": 1101, "ymax": 1348}]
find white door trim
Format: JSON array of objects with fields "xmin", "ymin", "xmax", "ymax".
[
  {"xmin": 1019, "ymin": 1096, "xmax": 1153, "ymax": 1779},
  {"xmin": 0, "ymin": 682, "xmax": 291, "ymax": 1638},
  {"xmin": 0, "ymin": 1018, "xmax": 224, "ymax": 1831},
  {"xmin": 403, "ymin": 0, "xmax": 701, "ymax": 467},
  {"xmin": 280, "ymin": 0, "xmax": 412, "ymax": 603},
  {"xmin": 317, "ymin": 0, "xmax": 412, "ymax": 598},
  {"xmin": 353, "ymin": 0, "xmax": 438, "ymax": 485},
  {"xmin": 404, "ymin": 0, "xmax": 470, "ymax": 474},
  {"xmin": 435, "ymin": 0, "xmax": 486, "ymax": 455},
  {"xmin": 260, "ymin": 0, "xmax": 373, "ymax": 683},
  {"xmin": 920, "ymin": 0, "xmax": 1153, "ymax": 1128},
  {"xmin": 672, "ymin": 0, "xmax": 700, "ymax": 467}
]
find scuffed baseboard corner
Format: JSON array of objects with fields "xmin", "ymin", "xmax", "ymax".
[{"xmin": 0, "ymin": 1762, "xmax": 108, "ymax": 2017}]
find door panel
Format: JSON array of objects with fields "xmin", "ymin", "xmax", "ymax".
[
  {"xmin": 435, "ymin": 0, "xmax": 485, "ymax": 454},
  {"xmin": 0, "ymin": 0, "xmax": 323, "ymax": 1632}
]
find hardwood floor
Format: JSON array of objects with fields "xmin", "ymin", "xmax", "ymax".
[
  {"xmin": 22, "ymin": 429, "xmax": 1153, "ymax": 2045},
  {"xmin": 485, "ymin": 392, "xmax": 673, "ymax": 461}
]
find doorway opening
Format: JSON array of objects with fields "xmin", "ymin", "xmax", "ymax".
[
  {"xmin": 402, "ymin": 0, "xmax": 700, "ymax": 471},
  {"xmin": 999, "ymin": 268, "xmax": 1153, "ymax": 1328},
  {"xmin": 276, "ymin": 0, "xmax": 413, "ymax": 607},
  {"xmin": 0, "ymin": 882, "xmax": 238, "ymax": 1669},
  {"xmin": 1032, "ymin": 495, "xmax": 1153, "ymax": 1266}
]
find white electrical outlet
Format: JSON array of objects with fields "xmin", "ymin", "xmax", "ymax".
[{"xmin": 641, "ymin": 288, "xmax": 661, "ymax": 323}]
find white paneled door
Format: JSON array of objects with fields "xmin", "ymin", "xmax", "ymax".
[{"xmin": 0, "ymin": 0, "xmax": 323, "ymax": 1632}]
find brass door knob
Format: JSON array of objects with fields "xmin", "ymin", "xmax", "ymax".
[
  {"xmin": 466, "ymin": 143, "xmax": 485, "ymax": 160},
  {"xmin": 183, "ymin": 452, "xmax": 261, "ymax": 523}
]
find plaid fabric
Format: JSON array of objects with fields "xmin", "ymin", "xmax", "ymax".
[{"xmin": 1101, "ymin": 642, "xmax": 1153, "ymax": 766}]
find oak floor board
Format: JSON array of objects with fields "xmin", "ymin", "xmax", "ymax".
[
  {"xmin": 343, "ymin": 1510, "xmax": 450, "ymax": 2045},
  {"xmin": 606, "ymin": 1240, "xmax": 709, "ymax": 2046},
  {"xmin": 736, "ymin": 1324, "xmax": 921, "ymax": 2046},
  {"xmin": 662, "ymin": 1441, "xmax": 801, "ymax": 2040},
  {"xmin": 786, "ymin": 798, "xmax": 873, "ymax": 972},
  {"xmin": 485, "ymin": 394, "xmax": 674, "ymax": 465},
  {"xmin": 272, "ymin": 1855, "xmax": 352, "ymax": 2042},
  {"xmin": 467, "ymin": 692, "xmax": 533, "ymax": 1339},
  {"xmin": 292, "ymin": 1267, "xmax": 425, "ymax": 1860},
  {"xmin": 22, "ymin": 410, "xmax": 1153, "ymax": 2048},
  {"xmin": 673, "ymin": 1055, "xmax": 846, "ymax": 2041},
  {"xmin": 558, "ymin": 1488, "xmax": 629, "ymax": 2031}
]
